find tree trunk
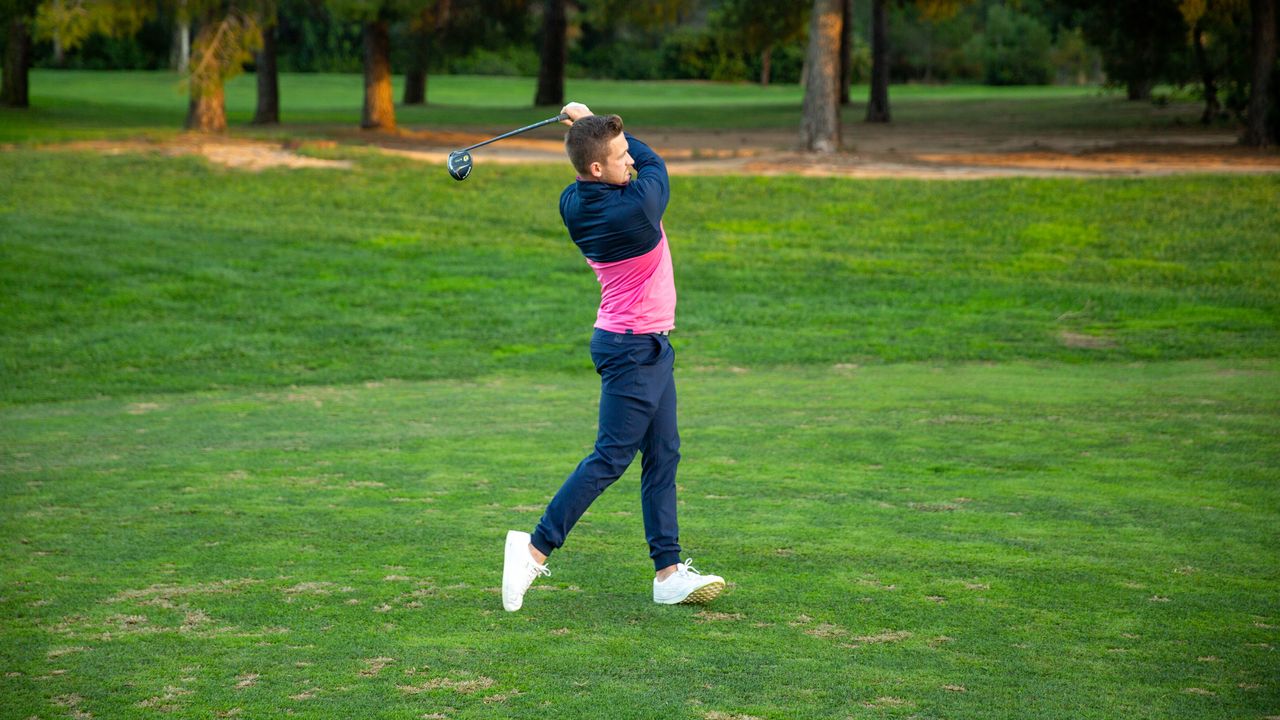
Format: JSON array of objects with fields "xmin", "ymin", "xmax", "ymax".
[
  {"xmin": 534, "ymin": 0, "xmax": 566, "ymax": 107},
  {"xmin": 1126, "ymin": 77, "xmax": 1153, "ymax": 101},
  {"xmin": 172, "ymin": 0, "xmax": 190, "ymax": 74},
  {"xmin": 866, "ymin": 0, "xmax": 890, "ymax": 122},
  {"xmin": 362, "ymin": 18, "xmax": 395, "ymax": 130},
  {"xmin": 800, "ymin": 0, "xmax": 842, "ymax": 153},
  {"xmin": 404, "ymin": 66, "xmax": 427, "ymax": 105},
  {"xmin": 403, "ymin": 26, "xmax": 429, "ymax": 105},
  {"xmin": 186, "ymin": 81, "xmax": 226, "ymax": 132},
  {"xmin": 1243, "ymin": 0, "xmax": 1277, "ymax": 146},
  {"xmin": 839, "ymin": 0, "xmax": 852, "ymax": 105},
  {"xmin": 174, "ymin": 21, "xmax": 190, "ymax": 73},
  {"xmin": 1, "ymin": 16, "xmax": 32, "ymax": 108},
  {"xmin": 760, "ymin": 45, "xmax": 772, "ymax": 86},
  {"xmin": 184, "ymin": 9, "xmax": 228, "ymax": 132},
  {"xmin": 1192, "ymin": 22, "xmax": 1219, "ymax": 125},
  {"xmin": 253, "ymin": 20, "xmax": 279, "ymax": 125}
]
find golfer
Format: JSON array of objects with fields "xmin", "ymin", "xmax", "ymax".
[{"xmin": 502, "ymin": 102, "xmax": 726, "ymax": 611}]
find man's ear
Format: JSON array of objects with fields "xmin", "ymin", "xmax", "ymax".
[{"xmin": 589, "ymin": 161, "xmax": 604, "ymax": 179}]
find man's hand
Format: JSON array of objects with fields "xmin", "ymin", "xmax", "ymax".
[{"xmin": 560, "ymin": 102, "xmax": 592, "ymax": 125}]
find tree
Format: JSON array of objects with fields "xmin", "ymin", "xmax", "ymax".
[
  {"xmin": 865, "ymin": 0, "xmax": 969, "ymax": 122},
  {"xmin": 253, "ymin": 0, "xmax": 279, "ymax": 124},
  {"xmin": 10, "ymin": 0, "xmax": 149, "ymax": 107},
  {"xmin": 332, "ymin": 0, "xmax": 435, "ymax": 130},
  {"xmin": 1243, "ymin": 0, "xmax": 1277, "ymax": 145},
  {"xmin": 172, "ymin": 0, "xmax": 190, "ymax": 72},
  {"xmin": 866, "ymin": 0, "xmax": 890, "ymax": 121},
  {"xmin": 839, "ymin": 0, "xmax": 852, "ymax": 103},
  {"xmin": 712, "ymin": 0, "xmax": 808, "ymax": 86},
  {"xmin": 1, "ymin": 0, "xmax": 38, "ymax": 107},
  {"xmin": 1068, "ymin": 0, "xmax": 1189, "ymax": 100},
  {"xmin": 186, "ymin": 4, "xmax": 260, "ymax": 132},
  {"xmin": 533, "ymin": 0, "xmax": 566, "ymax": 106},
  {"xmin": 17, "ymin": 0, "xmax": 149, "ymax": 108},
  {"xmin": 536, "ymin": 0, "xmax": 696, "ymax": 105},
  {"xmin": 28, "ymin": 1, "xmax": 256, "ymax": 131},
  {"xmin": 801, "ymin": 0, "xmax": 842, "ymax": 152},
  {"xmin": 979, "ymin": 4, "xmax": 1052, "ymax": 85},
  {"xmin": 361, "ymin": 6, "xmax": 393, "ymax": 128},
  {"xmin": 401, "ymin": 0, "xmax": 451, "ymax": 105}
]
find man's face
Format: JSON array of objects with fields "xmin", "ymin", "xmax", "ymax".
[{"xmin": 592, "ymin": 133, "xmax": 633, "ymax": 185}]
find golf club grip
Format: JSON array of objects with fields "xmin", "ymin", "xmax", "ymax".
[{"xmin": 460, "ymin": 113, "xmax": 571, "ymax": 153}]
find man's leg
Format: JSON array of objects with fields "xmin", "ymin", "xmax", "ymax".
[
  {"xmin": 530, "ymin": 332, "xmax": 663, "ymax": 560},
  {"xmin": 530, "ymin": 386, "xmax": 654, "ymax": 558},
  {"xmin": 638, "ymin": 337, "xmax": 681, "ymax": 574}
]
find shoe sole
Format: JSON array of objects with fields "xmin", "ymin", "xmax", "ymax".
[
  {"xmin": 502, "ymin": 531, "xmax": 529, "ymax": 612},
  {"xmin": 675, "ymin": 580, "xmax": 725, "ymax": 605}
]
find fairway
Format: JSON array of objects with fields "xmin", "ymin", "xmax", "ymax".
[
  {"xmin": 3, "ymin": 361, "xmax": 1277, "ymax": 718},
  {"xmin": 2, "ymin": 95, "xmax": 1279, "ymax": 718}
]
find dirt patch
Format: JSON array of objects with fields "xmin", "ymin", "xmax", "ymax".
[
  {"xmin": 1060, "ymin": 330, "xmax": 1117, "ymax": 349},
  {"xmin": 694, "ymin": 610, "xmax": 745, "ymax": 622},
  {"xmin": 863, "ymin": 696, "xmax": 914, "ymax": 708},
  {"xmin": 398, "ymin": 675, "xmax": 496, "ymax": 694},
  {"xmin": 32, "ymin": 136, "xmax": 350, "ymax": 171},
  {"xmin": 126, "ymin": 402, "xmax": 164, "ymax": 415},
  {"xmin": 366, "ymin": 123, "xmax": 1280, "ymax": 178},
  {"xmin": 359, "ymin": 657, "xmax": 396, "ymax": 677},
  {"xmin": 282, "ymin": 581, "xmax": 340, "ymax": 596},
  {"xmin": 108, "ymin": 578, "xmax": 259, "ymax": 604},
  {"xmin": 804, "ymin": 622, "xmax": 847, "ymax": 638},
  {"xmin": 843, "ymin": 629, "xmax": 914, "ymax": 648},
  {"xmin": 482, "ymin": 689, "xmax": 521, "ymax": 703},
  {"xmin": 25, "ymin": 123, "xmax": 1279, "ymax": 178}
]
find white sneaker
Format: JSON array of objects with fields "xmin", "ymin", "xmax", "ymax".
[
  {"xmin": 502, "ymin": 530, "xmax": 550, "ymax": 612},
  {"xmin": 653, "ymin": 559, "xmax": 725, "ymax": 605}
]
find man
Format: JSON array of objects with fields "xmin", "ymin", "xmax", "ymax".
[{"xmin": 501, "ymin": 102, "xmax": 726, "ymax": 612}]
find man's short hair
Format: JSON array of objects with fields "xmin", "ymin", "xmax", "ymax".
[{"xmin": 565, "ymin": 114, "xmax": 624, "ymax": 175}]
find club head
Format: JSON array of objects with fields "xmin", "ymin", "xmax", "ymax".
[{"xmin": 447, "ymin": 150, "xmax": 472, "ymax": 181}]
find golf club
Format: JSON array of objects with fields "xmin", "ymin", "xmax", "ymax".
[{"xmin": 447, "ymin": 113, "xmax": 570, "ymax": 181}]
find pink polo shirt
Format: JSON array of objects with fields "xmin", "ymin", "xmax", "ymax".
[{"xmin": 584, "ymin": 224, "xmax": 676, "ymax": 335}]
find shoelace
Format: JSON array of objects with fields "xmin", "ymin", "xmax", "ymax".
[
  {"xmin": 679, "ymin": 558, "xmax": 702, "ymax": 576},
  {"xmin": 521, "ymin": 561, "xmax": 551, "ymax": 590}
]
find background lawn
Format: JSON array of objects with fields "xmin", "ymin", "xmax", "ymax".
[
  {"xmin": 1, "ymin": 77, "xmax": 1277, "ymax": 719},
  {"xmin": 0, "ymin": 70, "xmax": 1221, "ymax": 143}
]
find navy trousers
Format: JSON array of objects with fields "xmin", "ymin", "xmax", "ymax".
[{"xmin": 530, "ymin": 328, "xmax": 683, "ymax": 571}]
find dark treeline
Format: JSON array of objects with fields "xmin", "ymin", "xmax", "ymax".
[{"xmin": 5, "ymin": 0, "xmax": 1219, "ymax": 89}]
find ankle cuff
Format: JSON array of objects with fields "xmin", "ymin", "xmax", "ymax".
[
  {"xmin": 652, "ymin": 551, "xmax": 681, "ymax": 572},
  {"xmin": 529, "ymin": 529, "xmax": 556, "ymax": 559}
]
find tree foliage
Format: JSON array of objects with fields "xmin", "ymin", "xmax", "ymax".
[
  {"xmin": 977, "ymin": 4, "xmax": 1052, "ymax": 84},
  {"xmin": 1064, "ymin": 0, "xmax": 1189, "ymax": 99},
  {"xmin": 32, "ymin": 0, "xmax": 146, "ymax": 50}
]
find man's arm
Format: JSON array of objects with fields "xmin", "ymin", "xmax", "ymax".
[
  {"xmin": 559, "ymin": 101, "xmax": 669, "ymax": 233},
  {"xmin": 623, "ymin": 133, "xmax": 670, "ymax": 227}
]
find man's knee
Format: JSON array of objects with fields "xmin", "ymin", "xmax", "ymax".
[{"xmin": 588, "ymin": 443, "xmax": 638, "ymax": 478}]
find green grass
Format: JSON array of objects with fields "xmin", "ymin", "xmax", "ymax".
[
  {"xmin": 2, "ymin": 151, "xmax": 1277, "ymax": 405},
  {"xmin": 1, "ymin": 98, "xmax": 1278, "ymax": 718},
  {"xmin": 3, "ymin": 362, "xmax": 1277, "ymax": 718},
  {"xmin": 0, "ymin": 69, "xmax": 1219, "ymax": 143}
]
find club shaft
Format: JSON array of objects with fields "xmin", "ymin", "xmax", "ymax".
[{"xmin": 459, "ymin": 113, "xmax": 569, "ymax": 153}]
